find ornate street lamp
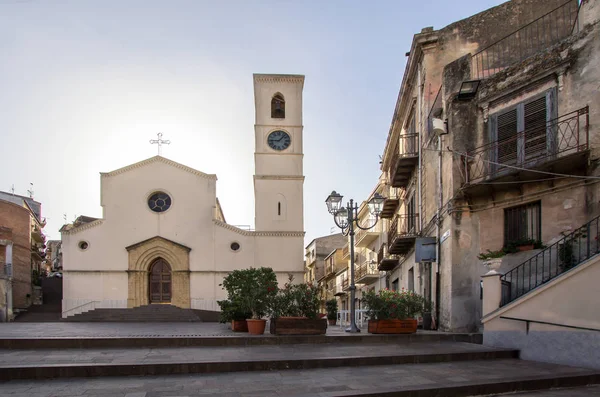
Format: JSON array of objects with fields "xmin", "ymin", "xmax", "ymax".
[{"xmin": 325, "ymin": 191, "xmax": 385, "ymax": 333}]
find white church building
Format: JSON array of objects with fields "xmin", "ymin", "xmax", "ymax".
[{"xmin": 60, "ymin": 74, "xmax": 306, "ymax": 319}]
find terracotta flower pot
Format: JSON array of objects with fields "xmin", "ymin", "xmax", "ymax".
[
  {"xmin": 328, "ymin": 319, "xmax": 337, "ymax": 326},
  {"xmin": 368, "ymin": 319, "xmax": 418, "ymax": 334},
  {"xmin": 518, "ymin": 244, "xmax": 534, "ymax": 252},
  {"xmin": 246, "ymin": 319, "xmax": 267, "ymax": 335},
  {"xmin": 231, "ymin": 320, "xmax": 248, "ymax": 332}
]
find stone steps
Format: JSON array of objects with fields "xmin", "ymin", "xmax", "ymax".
[
  {"xmin": 63, "ymin": 304, "xmax": 203, "ymax": 322},
  {"xmin": 0, "ymin": 341, "xmax": 519, "ymax": 381}
]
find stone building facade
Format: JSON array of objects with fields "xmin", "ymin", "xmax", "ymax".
[
  {"xmin": 376, "ymin": 0, "xmax": 598, "ymax": 331},
  {"xmin": 0, "ymin": 192, "xmax": 46, "ymax": 315}
]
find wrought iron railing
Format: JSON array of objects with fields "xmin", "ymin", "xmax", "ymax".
[
  {"xmin": 389, "ymin": 213, "xmax": 419, "ymax": 240},
  {"xmin": 501, "ymin": 214, "xmax": 600, "ymax": 306},
  {"xmin": 342, "ymin": 244, "xmax": 349, "ymax": 259},
  {"xmin": 471, "ymin": 0, "xmax": 579, "ymax": 80},
  {"xmin": 356, "ymin": 260, "xmax": 379, "ymax": 281},
  {"xmin": 465, "ymin": 107, "xmax": 589, "ymax": 183},
  {"xmin": 341, "ymin": 275, "xmax": 349, "ymax": 290}
]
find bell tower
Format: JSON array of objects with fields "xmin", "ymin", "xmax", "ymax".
[{"xmin": 253, "ymin": 74, "xmax": 305, "ymax": 232}]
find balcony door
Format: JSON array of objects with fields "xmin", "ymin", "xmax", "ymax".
[{"xmin": 489, "ymin": 88, "xmax": 557, "ymax": 175}]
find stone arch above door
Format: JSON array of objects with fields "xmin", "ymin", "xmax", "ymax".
[{"xmin": 126, "ymin": 236, "xmax": 191, "ymax": 308}]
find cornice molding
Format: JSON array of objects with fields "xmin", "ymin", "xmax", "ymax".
[
  {"xmin": 61, "ymin": 219, "xmax": 104, "ymax": 235},
  {"xmin": 214, "ymin": 220, "xmax": 305, "ymax": 237},
  {"xmin": 253, "ymin": 74, "xmax": 305, "ymax": 85},
  {"xmin": 253, "ymin": 175, "xmax": 305, "ymax": 181},
  {"xmin": 255, "ymin": 124, "xmax": 303, "ymax": 128},
  {"xmin": 100, "ymin": 156, "xmax": 217, "ymax": 181}
]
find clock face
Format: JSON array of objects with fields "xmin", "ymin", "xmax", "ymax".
[{"xmin": 267, "ymin": 130, "xmax": 291, "ymax": 151}]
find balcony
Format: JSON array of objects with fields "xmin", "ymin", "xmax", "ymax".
[
  {"xmin": 378, "ymin": 244, "xmax": 398, "ymax": 271},
  {"xmin": 342, "ymin": 275, "xmax": 350, "ymax": 291},
  {"xmin": 334, "ymin": 282, "xmax": 346, "ymax": 296},
  {"xmin": 463, "ymin": 107, "xmax": 589, "ymax": 196},
  {"xmin": 380, "ymin": 196, "xmax": 400, "ymax": 219},
  {"xmin": 471, "ymin": 1, "xmax": 579, "ymax": 80},
  {"xmin": 355, "ymin": 225, "xmax": 381, "ymax": 248},
  {"xmin": 390, "ymin": 133, "xmax": 419, "ymax": 188},
  {"xmin": 31, "ymin": 224, "xmax": 44, "ymax": 243},
  {"xmin": 342, "ymin": 244, "xmax": 350, "ymax": 259},
  {"xmin": 388, "ymin": 214, "xmax": 419, "ymax": 255},
  {"xmin": 356, "ymin": 260, "xmax": 379, "ymax": 284}
]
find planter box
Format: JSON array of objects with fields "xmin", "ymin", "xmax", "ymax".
[
  {"xmin": 368, "ymin": 319, "xmax": 418, "ymax": 334},
  {"xmin": 231, "ymin": 320, "xmax": 248, "ymax": 332},
  {"xmin": 269, "ymin": 317, "xmax": 327, "ymax": 335},
  {"xmin": 518, "ymin": 244, "xmax": 534, "ymax": 252}
]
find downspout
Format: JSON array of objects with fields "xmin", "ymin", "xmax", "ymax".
[
  {"xmin": 417, "ymin": 66, "xmax": 423, "ymax": 233},
  {"xmin": 435, "ymin": 130, "xmax": 443, "ymax": 328}
]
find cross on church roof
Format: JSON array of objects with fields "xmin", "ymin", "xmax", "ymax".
[{"xmin": 149, "ymin": 133, "xmax": 170, "ymax": 156}]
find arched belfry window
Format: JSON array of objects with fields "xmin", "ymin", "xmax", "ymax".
[{"xmin": 271, "ymin": 93, "xmax": 285, "ymax": 119}]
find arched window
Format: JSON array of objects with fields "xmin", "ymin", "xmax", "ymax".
[{"xmin": 271, "ymin": 93, "xmax": 285, "ymax": 119}]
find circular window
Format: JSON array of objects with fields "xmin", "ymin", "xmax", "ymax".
[
  {"xmin": 78, "ymin": 241, "xmax": 89, "ymax": 250},
  {"xmin": 230, "ymin": 242, "xmax": 240, "ymax": 252},
  {"xmin": 148, "ymin": 192, "xmax": 172, "ymax": 213}
]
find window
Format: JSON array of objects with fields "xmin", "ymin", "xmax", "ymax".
[
  {"xmin": 148, "ymin": 192, "xmax": 172, "ymax": 213},
  {"xmin": 391, "ymin": 278, "xmax": 399, "ymax": 291},
  {"xmin": 504, "ymin": 201, "xmax": 541, "ymax": 245},
  {"xmin": 271, "ymin": 93, "xmax": 285, "ymax": 118},
  {"xmin": 408, "ymin": 267, "xmax": 415, "ymax": 291},
  {"xmin": 230, "ymin": 242, "xmax": 240, "ymax": 252},
  {"xmin": 489, "ymin": 88, "xmax": 557, "ymax": 173},
  {"xmin": 278, "ymin": 202, "xmax": 281, "ymax": 216},
  {"xmin": 406, "ymin": 194, "xmax": 416, "ymax": 233}
]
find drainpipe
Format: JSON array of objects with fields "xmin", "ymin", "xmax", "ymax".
[
  {"xmin": 417, "ymin": 67, "xmax": 423, "ymax": 233},
  {"xmin": 436, "ymin": 132, "xmax": 443, "ymax": 328}
]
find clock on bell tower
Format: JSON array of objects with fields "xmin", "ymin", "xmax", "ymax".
[{"xmin": 253, "ymin": 74, "xmax": 305, "ymax": 233}]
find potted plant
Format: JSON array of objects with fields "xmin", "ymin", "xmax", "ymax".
[
  {"xmin": 362, "ymin": 289, "xmax": 425, "ymax": 334},
  {"xmin": 269, "ymin": 277, "xmax": 327, "ymax": 335},
  {"xmin": 220, "ymin": 267, "xmax": 278, "ymax": 335},
  {"xmin": 477, "ymin": 249, "xmax": 505, "ymax": 272},
  {"xmin": 325, "ymin": 299, "xmax": 338, "ymax": 326},
  {"xmin": 217, "ymin": 299, "xmax": 252, "ymax": 332}
]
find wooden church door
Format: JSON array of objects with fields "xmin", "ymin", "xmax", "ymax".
[{"xmin": 149, "ymin": 258, "xmax": 172, "ymax": 303}]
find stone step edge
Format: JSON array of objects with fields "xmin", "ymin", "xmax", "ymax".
[
  {"xmin": 0, "ymin": 350, "xmax": 518, "ymax": 380},
  {"xmin": 0, "ymin": 333, "xmax": 482, "ymax": 349},
  {"xmin": 337, "ymin": 372, "xmax": 600, "ymax": 397}
]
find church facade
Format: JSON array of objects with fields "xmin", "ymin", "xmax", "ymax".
[{"xmin": 60, "ymin": 74, "xmax": 306, "ymax": 318}]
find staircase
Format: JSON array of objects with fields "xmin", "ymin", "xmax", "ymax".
[
  {"xmin": 0, "ymin": 328, "xmax": 598, "ymax": 396},
  {"xmin": 501, "ymin": 215, "xmax": 600, "ymax": 306},
  {"xmin": 63, "ymin": 304, "xmax": 203, "ymax": 322}
]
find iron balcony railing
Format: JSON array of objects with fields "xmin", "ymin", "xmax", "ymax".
[
  {"xmin": 464, "ymin": 107, "xmax": 589, "ymax": 184},
  {"xmin": 341, "ymin": 275, "xmax": 349, "ymax": 290},
  {"xmin": 471, "ymin": 0, "xmax": 579, "ymax": 80},
  {"xmin": 388, "ymin": 213, "xmax": 419, "ymax": 240},
  {"xmin": 356, "ymin": 260, "xmax": 379, "ymax": 281},
  {"xmin": 342, "ymin": 244, "xmax": 350, "ymax": 259},
  {"xmin": 501, "ymin": 214, "xmax": 600, "ymax": 306}
]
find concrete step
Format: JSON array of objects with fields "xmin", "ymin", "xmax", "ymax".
[
  {"xmin": 63, "ymin": 304, "xmax": 203, "ymax": 322},
  {"xmin": 0, "ymin": 342, "xmax": 518, "ymax": 380},
  {"xmin": 0, "ymin": 359, "xmax": 597, "ymax": 396}
]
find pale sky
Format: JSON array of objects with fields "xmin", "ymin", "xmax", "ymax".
[{"xmin": 0, "ymin": 0, "xmax": 505, "ymax": 245}]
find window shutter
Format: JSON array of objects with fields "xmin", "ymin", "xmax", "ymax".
[
  {"xmin": 546, "ymin": 87, "xmax": 558, "ymax": 155},
  {"xmin": 496, "ymin": 109, "xmax": 518, "ymax": 169},
  {"xmin": 524, "ymin": 96, "xmax": 547, "ymax": 160},
  {"xmin": 488, "ymin": 113, "xmax": 498, "ymax": 174}
]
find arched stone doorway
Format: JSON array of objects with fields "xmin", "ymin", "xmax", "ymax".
[
  {"xmin": 149, "ymin": 258, "xmax": 172, "ymax": 303},
  {"xmin": 126, "ymin": 236, "xmax": 191, "ymax": 308}
]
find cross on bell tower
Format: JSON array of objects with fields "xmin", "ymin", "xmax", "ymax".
[{"xmin": 149, "ymin": 133, "xmax": 170, "ymax": 156}]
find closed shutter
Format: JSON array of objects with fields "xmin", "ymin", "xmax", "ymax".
[
  {"xmin": 524, "ymin": 96, "xmax": 548, "ymax": 160},
  {"xmin": 497, "ymin": 108, "xmax": 518, "ymax": 168}
]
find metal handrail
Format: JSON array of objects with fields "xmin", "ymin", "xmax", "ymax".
[
  {"xmin": 465, "ymin": 107, "xmax": 589, "ymax": 183},
  {"xmin": 62, "ymin": 300, "xmax": 101, "ymax": 316},
  {"xmin": 501, "ymin": 316, "xmax": 600, "ymax": 333},
  {"xmin": 471, "ymin": 0, "xmax": 579, "ymax": 80},
  {"xmin": 501, "ymin": 214, "xmax": 600, "ymax": 306}
]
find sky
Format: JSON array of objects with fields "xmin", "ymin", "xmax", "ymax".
[{"xmin": 0, "ymin": 0, "xmax": 506, "ymax": 245}]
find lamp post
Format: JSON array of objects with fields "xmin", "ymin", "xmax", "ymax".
[{"xmin": 325, "ymin": 191, "xmax": 385, "ymax": 333}]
